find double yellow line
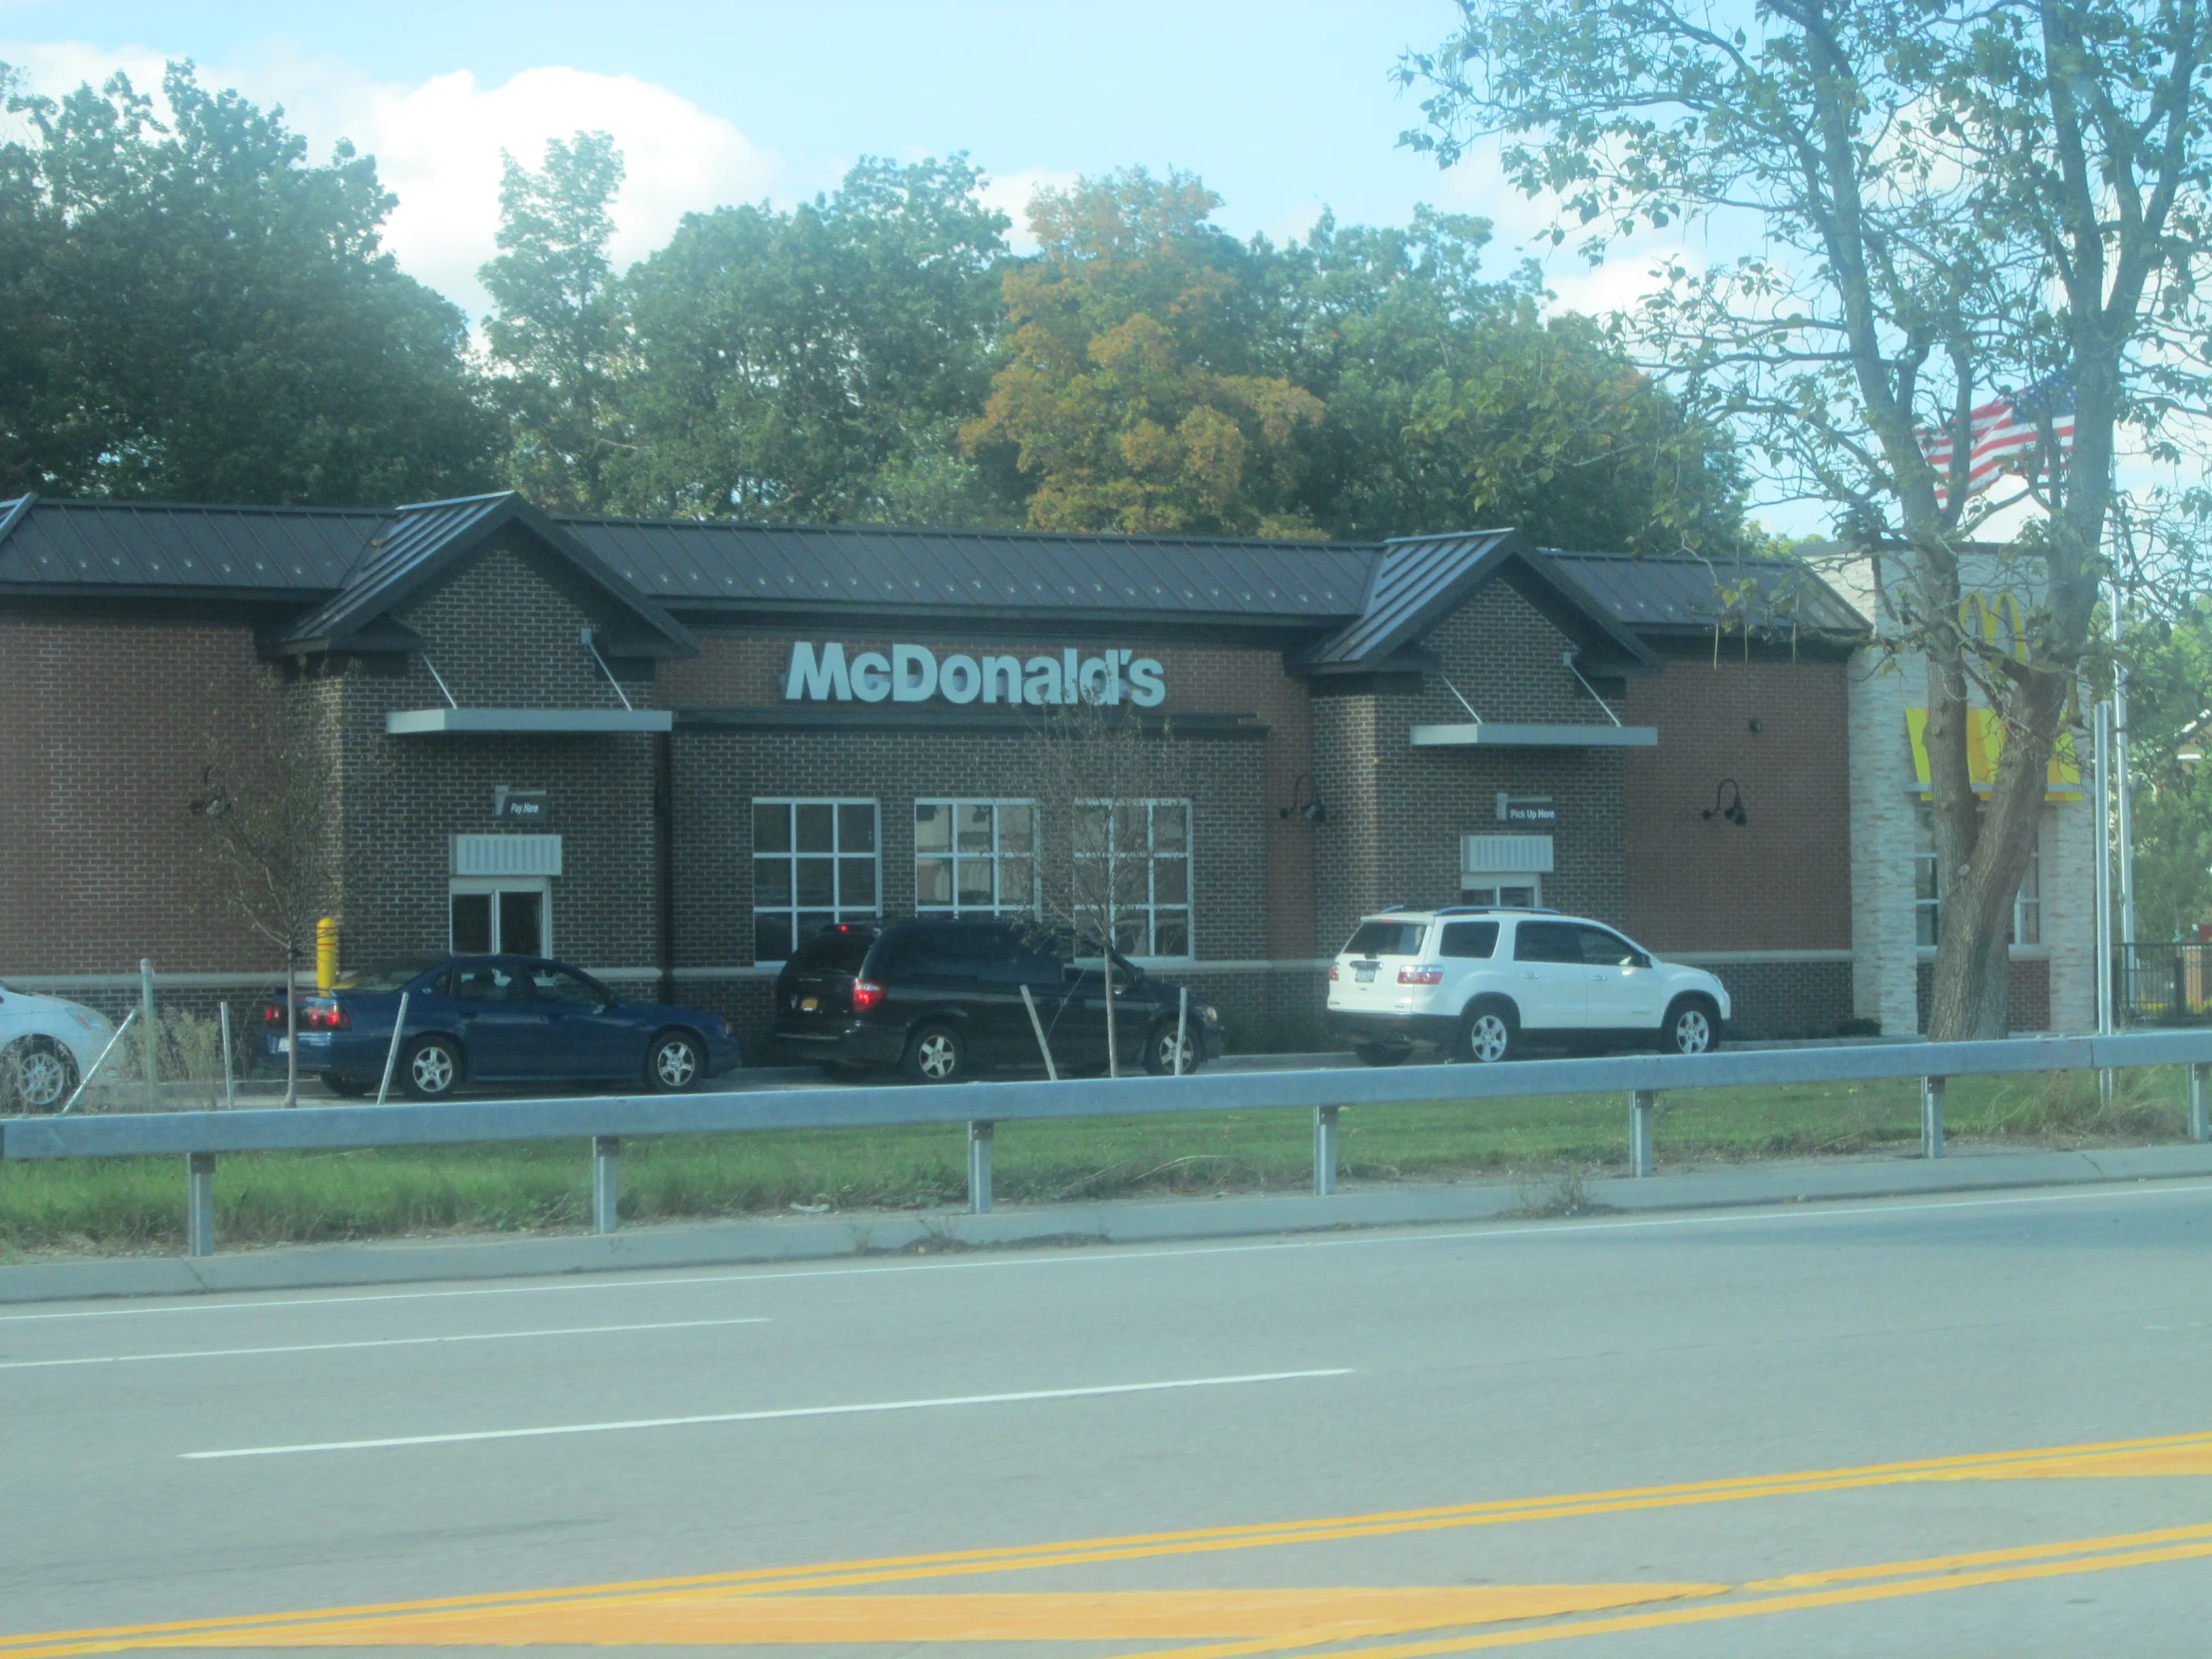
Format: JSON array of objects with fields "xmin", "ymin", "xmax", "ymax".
[{"xmin": 6, "ymin": 1427, "xmax": 2208, "ymax": 1655}]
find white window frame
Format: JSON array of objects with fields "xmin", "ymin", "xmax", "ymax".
[
  {"xmin": 448, "ymin": 876, "xmax": 551, "ymax": 955},
  {"xmin": 1074, "ymin": 798, "xmax": 1194, "ymax": 962},
  {"xmin": 1460, "ymin": 875, "xmax": 1543, "ymax": 908},
  {"xmin": 752, "ymin": 798, "xmax": 880, "ymax": 964},
  {"xmin": 1913, "ymin": 801, "xmax": 2042, "ymax": 949},
  {"xmin": 914, "ymin": 800, "xmax": 1038, "ymax": 918}
]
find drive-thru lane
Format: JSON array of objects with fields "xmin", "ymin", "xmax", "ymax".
[{"xmin": 2, "ymin": 1181, "xmax": 2208, "ymax": 1655}]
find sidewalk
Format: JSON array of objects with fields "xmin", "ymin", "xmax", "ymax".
[{"xmin": 5, "ymin": 1139, "xmax": 2209, "ymax": 1305}]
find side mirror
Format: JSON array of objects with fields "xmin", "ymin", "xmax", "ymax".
[{"xmin": 1630, "ymin": 952, "xmax": 1652, "ymax": 970}]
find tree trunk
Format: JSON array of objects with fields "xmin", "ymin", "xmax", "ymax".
[
  {"xmin": 283, "ymin": 955, "xmax": 298, "ymax": 1108},
  {"xmin": 1103, "ymin": 957, "xmax": 1120, "ymax": 1079}
]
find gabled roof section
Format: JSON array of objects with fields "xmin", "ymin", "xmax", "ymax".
[
  {"xmin": 0, "ymin": 495, "xmax": 385, "ymax": 595},
  {"xmin": 268, "ymin": 492, "xmax": 697, "ymax": 657},
  {"xmin": 1298, "ymin": 530, "xmax": 1661, "ymax": 676},
  {"xmin": 1544, "ymin": 550, "xmax": 1867, "ymax": 643},
  {"xmin": 560, "ymin": 517, "xmax": 1376, "ymax": 625}
]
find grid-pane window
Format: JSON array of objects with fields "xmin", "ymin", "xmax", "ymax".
[
  {"xmin": 754, "ymin": 800, "xmax": 878, "ymax": 963},
  {"xmin": 1074, "ymin": 799, "xmax": 1192, "ymax": 959},
  {"xmin": 915, "ymin": 802, "xmax": 1035, "ymax": 917},
  {"xmin": 1914, "ymin": 800, "xmax": 2042, "ymax": 947}
]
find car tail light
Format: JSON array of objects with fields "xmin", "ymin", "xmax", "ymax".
[
  {"xmin": 262, "ymin": 1002, "xmax": 287, "ymax": 1026},
  {"xmin": 299, "ymin": 1000, "xmax": 349, "ymax": 1031},
  {"xmin": 850, "ymin": 980, "xmax": 884, "ymax": 1013},
  {"xmin": 1327, "ymin": 965, "xmax": 1340, "ymax": 981},
  {"xmin": 1398, "ymin": 966, "xmax": 1444, "ymax": 985}
]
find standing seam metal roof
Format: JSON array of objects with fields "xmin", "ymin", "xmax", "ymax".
[{"xmin": 1545, "ymin": 551, "xmax": 1867, "ymax": 638}]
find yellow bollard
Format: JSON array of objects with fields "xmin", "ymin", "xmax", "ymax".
[{"xmin": 315, "ymin": 916, "xmax": 338, "ymax": 990}]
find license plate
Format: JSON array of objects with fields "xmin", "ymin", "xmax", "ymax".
[
  {"xmin": 800, "ymin": 996, "xmax": 819, "ymax": 1012},
  {"xmin": 272, "ymin": 1036, "xmax": 290, "ymax": 1054},
  {"xmin": 1354, "ymin": 963, "xmax": 1377, "ymax": 983}
]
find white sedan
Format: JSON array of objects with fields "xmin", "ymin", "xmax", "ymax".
[{"xmin": 0, "ymin": 981, "xmax": 117, "ymax": 1113}]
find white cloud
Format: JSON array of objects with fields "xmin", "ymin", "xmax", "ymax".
[
  {"xmin": 0, "ymin": 41, "xmax": 777, "ymax": 319},
  {"xmin": 977, "ymin": 165, "xmax": 1079, "ymax": 253}
]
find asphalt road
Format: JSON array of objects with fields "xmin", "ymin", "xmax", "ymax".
[{"xmin": 4, "ymin": 1181, "xmax": 2209, "ymax": 1657}]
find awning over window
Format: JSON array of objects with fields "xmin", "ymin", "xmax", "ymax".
[
  {"xmin": 386, "ymin": 708, "xmax": 673, "ymax": 735},
  {"xmin": 1906, "ymin": 708, "xmax": 2081, "ymax": 799},
  {"xmin": 1410, "ymin": 722, "xmax": 1657, "ymax": 749}
]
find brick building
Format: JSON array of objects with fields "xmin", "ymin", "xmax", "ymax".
[{"xmin": 0, "ymin": 489, "xmax": 2090, "ymax": 1047}]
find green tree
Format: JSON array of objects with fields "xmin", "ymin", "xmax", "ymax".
[
  {"xmin": 616, "ymin": 156, "xmax": 1014, "ymax": 524},
  {"xmin": 1402, "ymin": 1, "xmax": 2212, "ymax": 1039},
  {"xmin": 0, "ymin": 61, "xmax": 496, "ymax": 504},
  {"xmin": 2125, "ymin": 596, "xmax": 2212, "ymax": 941},
  {"xmin": 1273, "ymin": 209, "xmax": 1747, "ymax": 549},
  {"xmin": 480, "ymin": 132, "xmax": 628, "ymax": 513},
  {"xmin": 963, "ymin": 170, "xmax": 1324, "ymax": 538}
]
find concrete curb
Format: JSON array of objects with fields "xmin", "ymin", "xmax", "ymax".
[{"xmin": 4, "ymin": 1141, "xmax": 2210, "ymax": 1306}]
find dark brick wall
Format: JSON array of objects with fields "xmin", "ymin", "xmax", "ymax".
[
  {"xmin": 1308, "ymin": 583, "xmax": 1627, "ymax": 954},
  {"xmin": 1695, "ymin": 960, "xmax": 1856, "ymax": 1040},
  {"xmin": 322, "ymin": 533, "xmax": 662, "ymax": 971},
  {"xmin": 1622, "ymin": 653, "xmax": 1852, "ymax": 952},
  {"xmin": 0, "ymin": 617, "xmax": 280, "ymax": 975}
]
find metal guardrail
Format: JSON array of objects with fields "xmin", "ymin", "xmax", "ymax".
[{"xmin": 4, "ymin": 1032, "xmax": 2209, "ymax": 1260}]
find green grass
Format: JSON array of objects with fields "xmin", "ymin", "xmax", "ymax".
[{"xmin": 0, "ymin": 1065, "xmax": 2192, "ymax": 1257}]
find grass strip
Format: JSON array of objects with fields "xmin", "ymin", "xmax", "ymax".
[{"xmin": 0, "ymin": 1066, "xmax": 2190, "ymax": 1255}]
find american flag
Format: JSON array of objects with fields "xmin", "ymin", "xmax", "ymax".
[{"xmin": 1919, "ymin": 371, "xmax": 2075, "ymax": 508}]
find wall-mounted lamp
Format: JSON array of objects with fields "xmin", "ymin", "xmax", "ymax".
[
  {"xmin": 1279, "ymin": 773, "xmax": 1328, "ymax": 824},
  {"xmin": 1701, "ymin": 778, "xmax": 1749, "ymax": 828}
]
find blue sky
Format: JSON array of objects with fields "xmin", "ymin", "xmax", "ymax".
[{"xmin": 0, "ymin": 1, "xmax": 1681, "ymax": 318}]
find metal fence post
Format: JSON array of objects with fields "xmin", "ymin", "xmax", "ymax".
[
  {"xmin": 2190, "ymin": 1062, "xmax": 2209, "ymax": 1145},
  {"xmin": 1314, "ymin": 1104, "xmax": 1340, "ymax": 1196},
  {"xmin": 141, "ymin": 958, "xmax": 158, "ymax": 1114},
  {"xmin": 218, "ymin": 1002, "xmax": 236, "ymax": 1110},
  {"xmin": 968, "ymin": 1120, "xmax": 994, "ymax": 1214},
  {"xmin": 187, "ymin": 1151, "xmax": 215, "ymax": 1257},
  {"xmin": 1630, "ymin": 1089, "xmax": 1657, "ymax": 1177},
  {"xmin": 591, "ymin": 1136, "xmax": 620, "ymax": 1234},
  {"xmin": 1922, "ymin": 1076, "xmax": 1945, "ymax": 1159}
]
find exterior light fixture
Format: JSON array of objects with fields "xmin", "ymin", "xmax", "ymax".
[
  {"xmin": 1701, "ymin": 779, "xmax": 1749, "ymax": 828},
  {"xmin": 1280, "ymin": 774, "xmax": 1327, "ymax": 824}
]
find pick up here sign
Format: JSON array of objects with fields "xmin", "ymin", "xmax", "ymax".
[{"xmin": 784, "ymin": 642, "xmax": 1167, "ymax": 708}]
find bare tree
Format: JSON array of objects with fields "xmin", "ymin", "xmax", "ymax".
[
  {"xmin": 190, "ymin": 674, "xmax": 338, "ymax": 1106},
  {"xmin": 1402, "ymin": 0, "xmax": 2212, "ymax": 1037},
  {"xmin": 1021, "ymin": 695, "xmax": 1175, "ymax": 1077}
]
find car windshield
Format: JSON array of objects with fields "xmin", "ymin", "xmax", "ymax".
[{"xmin": 332, "ymin": 960, "xmax": 441, "ymax": 992}]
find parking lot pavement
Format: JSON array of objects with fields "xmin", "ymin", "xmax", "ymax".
[{"xmin": 3, "ymin": 1182, "xmax": 2208, "ymax": 1655}]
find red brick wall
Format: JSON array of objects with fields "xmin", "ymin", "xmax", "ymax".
[
  {"xmin": 0, "ymin": 618, "xmax": 276, "ymax": 974},
  {"xmin": 1622, "ymin": 654, "xmax": 1852, "ymax": 951}
]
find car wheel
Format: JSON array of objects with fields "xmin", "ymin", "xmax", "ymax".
[
  {"xmin": 1354, "ymin": 1042, "xmax": 1410, "ymax": 1067},
  {"xmin": 901, "ymin": 1023, "xmax": 966, "ymax": 1084},
  {"xmin": 322, "ymin": 1074, "xmax": 368, "ymax": 1099},
  {"xmin": 1144, "ymin": 1023, "xmax": 1202, "ymax": 1075},
  {"xmin": 1663, "ymin": 996, "xmax": 1718, "ymax": 1056},
  {"xmin": 5, "ymin": 1037, "xmax": 76, "ymax": 1113},
  {"xmin": 401, "ymin": 1035, "xmax": 463, "ymax": 1100},
  {"xmin": 648, "ymin": 1030, "xmax": 705, "ymax": 1092},
  {"xmin": 1456, "ymin": 1002, "xmax": 1518, "ymax": 1063}
]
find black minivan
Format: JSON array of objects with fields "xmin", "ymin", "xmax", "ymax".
[{"xmin": 770, "ymin": 918, "xmax": 1224, "ymax": 1083}]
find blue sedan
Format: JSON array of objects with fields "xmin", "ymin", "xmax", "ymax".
[{"xmin": 263, "ymin": 956, "xmax": 741, "ymax": 1099}]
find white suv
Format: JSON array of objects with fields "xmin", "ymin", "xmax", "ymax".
[{"xmin": 1324, "ymin": 908, "xmax": 1730, "ymax": 1064}]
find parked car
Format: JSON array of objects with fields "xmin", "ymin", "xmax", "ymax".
[
  {"xmin": 262, "ymin": 955, "xmax": 740, "ymax": 1099},
  {"xmin": 770, "ymin": 918, "xmax": 1224, "ymax": 1083},
  {"xmin": 0, "ymin": 981, "xmax": 117, "ymax": 1113},
  {"xmin": 1325, "ymin": 907, "xmax": 1730, "ymax": 1064}
]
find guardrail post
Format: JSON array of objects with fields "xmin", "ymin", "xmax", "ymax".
[
  {"xmin": 1629, "ymin": 1090, "xmax": 1657, "ymax": 1177},
  {"xmin": 1921, "ymin": 1076, "xmax": 1945, "ymax": 1159},
  {"xmin": 187, "ymin": 1151, "xmax": 215, "ymax": 1257},
  {"xmin": 2190, "ymin": 1063, "xmax": 2209, "ymax": 1145},
  {"xmin": 967, "ymin": 1121, "xmax": 994, "ymax": 1214},
  {"xmin": 1314, "ymin": 1105, "xmax": 1339, "ymax": 1196},
  {"xmin": 591, "ymin": 1136, "xmax": 620, "ymax": 1235}
]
